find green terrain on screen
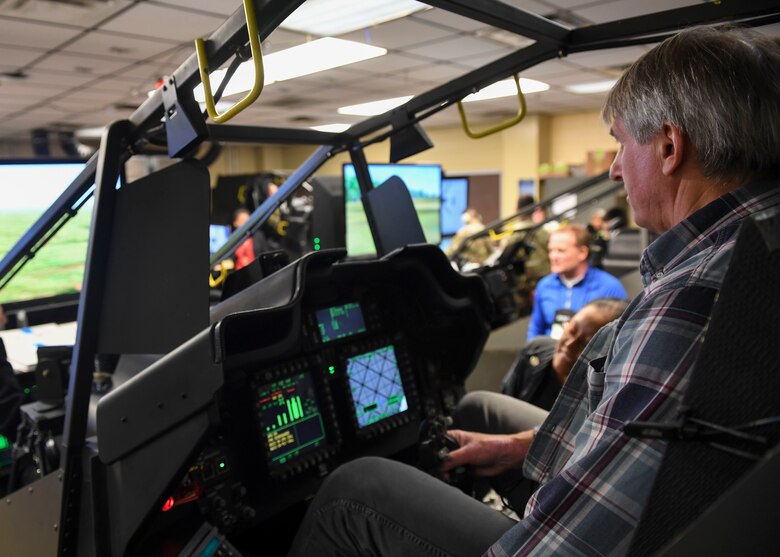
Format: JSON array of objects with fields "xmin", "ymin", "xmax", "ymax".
[{"xmin": 0, "ymin": 210, "xmax": 91, "ymax": 304}]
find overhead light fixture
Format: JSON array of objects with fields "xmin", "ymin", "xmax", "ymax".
[
  {"xmin": 280, "ymin": 0, "xmax": 429, "ymax": 36},
  {"xmin": 565, "ymin": 79, "xmax": 618, "ymax": 94},
  {"xmin": 311, "ymin": 123, "xmax": 351, "ymax": 133},
  {"xmin": 338, "ymin": 95, "xmax": 413, "ymax": 116},
  {"xmin": 462, "ymin": 78, "xmax": 549, "ymax": 103},
  {"xmin": 199, "ymin": 101, "xmax": 234, "ymax": 114},
  {"xmin": 193, "ymin": 38, "xmax": 386, "ymax": 101}
]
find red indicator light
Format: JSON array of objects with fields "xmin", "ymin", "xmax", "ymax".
[{"xmin": 162, "ymin": 496, "xmax": 175, "ymax": 512}]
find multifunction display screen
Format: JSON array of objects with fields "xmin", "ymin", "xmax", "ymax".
[
  {"xmin": 346, "ymin": 345, "xmax": 408, "ymax": 428},
  {"xmin": 256, "ymin": 373, "xmax": 326, "ymax": 466},
  {"xmin": 315, "ymin": 302, "xmax": 367, "ymax": 343}
]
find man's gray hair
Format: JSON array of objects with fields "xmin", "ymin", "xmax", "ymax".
[{"xmin": 602, "ymin": 26, "xmax": 780, "ymax": 183}]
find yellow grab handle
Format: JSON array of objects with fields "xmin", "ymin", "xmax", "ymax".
[
  {"xmin": 195, "ymin": 0, "xmax": 264, "ymax": 124},
  {"xmin": 209, "ymin": 266, "xmax": 229, "ymax": 288},
  {"xmin": 457, "ymin": 74, "xmax": 527, "ymax": 139},
  {"xmin": 488, "ymin": 228, "xmax": 514, "ymax": 241}
]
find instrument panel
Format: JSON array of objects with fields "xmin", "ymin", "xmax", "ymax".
[{"xmin": 95, "ymin": 245, "xmax": 492, "ymax": 555}]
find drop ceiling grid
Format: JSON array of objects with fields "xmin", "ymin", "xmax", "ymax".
[{"xmin": 0, "ymin": 1, "xmax": 776, "ymax": 142}]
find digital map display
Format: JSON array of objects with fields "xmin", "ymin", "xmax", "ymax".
[{"xmin": 346, "ymin": 345, "xmax": 408, "ymax": 428}]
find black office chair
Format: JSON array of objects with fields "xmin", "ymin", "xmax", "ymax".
[{"xmin": 625, "ymin": 209, "xmax": 780, "ymax": 556}]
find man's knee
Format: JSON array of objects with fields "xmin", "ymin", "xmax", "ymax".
[
  {"xmin": 453, "ymin": 391, "xmax": 495, "ymax": 431},
  {"xmin": 314, "ymin": 456, "xmax": 401, "ymax": 507}
]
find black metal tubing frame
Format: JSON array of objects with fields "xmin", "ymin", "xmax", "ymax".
[
  {"xmin": 2, "ymin": 0, "xmax": 779, "ymax": 284},
  {"xmin": 0, "ymin": 3, "xmax": 777, "ymax": 552}
]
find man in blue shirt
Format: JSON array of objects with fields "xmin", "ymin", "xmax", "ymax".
[{"xmin": 527, "ymin": 224, "xmax": 626, "ymax": 339}]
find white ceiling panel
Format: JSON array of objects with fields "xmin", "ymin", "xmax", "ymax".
[
  {"xmin": 574, "ymin": 0, "xmax": 702, "ymax": 25},
  {"xmin": 98, "ymin": 4, "xmax": 226, "ymax": 42},
  {"xmin": 404, "ymin": 62, "xmax": 468, "ymax": 84},
  {"xmin": 521, "ymin": 58, "xmax": 580, "ymax": 79},
  {"xmin": 412, "ymin": 8, "xmax": 493, "ymax": 33},
  {"xmin": 405, "ymin": 35, "xmax": 511, "ymax": 61},
  {"xmin": 338, "ymin": 18, "xmax": 456, "ymax": 49},
  {"xmin": 0, "ymin": 18, "xmax": 83, "ymax": 50},
  {"xmin": 0, "ymin": 0, "xmax": 134, "ymax": 28},
  {"xmin": 347, "ymin": 52, "xmax": 430, "ymax": 75},
  {"xmin": 0, "ymin": 44, "xmax": 48, "ymax": 68},
  {"xmin": 263, "ymin": 28, "xmax": 309, "ymax": 52},
  {"xmin": 64, "ymin": 30, "xmax": 180, "ymax": 60},
  {"xmin": 34, "ymin": 53, "xmax": 133, "ymax": 78},
  {"xmin": 153, "ymin": 0, "xmax": 242, "ymax": 17},
  {"xmin": 454, "ymin": 47, "xmax": 517, "ymax": 69},
  {"xmin": 566, "ymin": 46, "xmax": 650, "ymax": 70},
  {"xmin": 0, "ymin": 79, "xmax": 76, "ymax": 102},
  {"xmin": 0, "ymin": 1, "xmax": 777, "ymax": 143},
  {"xmin": 1, "ymin": 69, "xmax": 88, "ymax": 94}
]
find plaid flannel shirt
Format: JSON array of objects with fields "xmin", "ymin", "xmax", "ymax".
[{"xmin": 488, "ymin": 179, "xmax": 780, "ymax": 557}]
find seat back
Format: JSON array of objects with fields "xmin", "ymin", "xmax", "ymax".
[{"xmin": 628, "ymin": 209, "xmax": 780, "ymax": 556}]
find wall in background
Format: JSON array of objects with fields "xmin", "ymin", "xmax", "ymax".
[
  {"xmin": 547, "ymin": 111, "xmax": 617, "ymax": 166},
  {"xmin": 0, "ymin": 110, "xmax": 617, "ymax": 217}
]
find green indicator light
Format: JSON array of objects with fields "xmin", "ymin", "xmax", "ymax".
[
  {"xmin": 314, "ymin": 244, "xmax": 321, "ymax": 251},
  {"xmin": 314, "ymin": 237, "xmax": 320, "ymax": 244},
  {"xmin": 24, "ymin": 388, "xmax": 30, "ymax": 395},
  {"xmin": 219, "ymin": 461, "xmax": 226, "ymax": 469},
  {"xmin": 0, "ymin": 435, "xmax": 9, "ymax": 450},
  {"xmin": 328, "ymin": 365, "xmax": 335, "ymax": 374}
]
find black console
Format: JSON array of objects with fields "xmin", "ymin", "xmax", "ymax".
[{"xmin": 92, "ymin": 244, "xmax": 492, "ymax": 556}]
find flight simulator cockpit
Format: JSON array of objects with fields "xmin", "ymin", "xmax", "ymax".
[
  {"xmin": 1, "ymin": 1, "xmax": 779, "ymax": 556},
  {"xmin": 92, "ymin": 243, "xmax": 491, "ymax": 555}
]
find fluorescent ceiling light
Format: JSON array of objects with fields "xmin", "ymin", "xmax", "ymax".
[
  {"xmin": 565, "ymin": 79, "xmax": 618, "ymax": 94},
  {"xmin": 280, "ymin": 0, "xmax": 429, "ymax": 36},
  {"xmin": 462, "ymin": 78, "xmax": 549, "ymax": 103},
  {"xmin": 338, "ymin": 95, "xmax": 413, "ymax": 116},
  {"xmin": 311, "ymin": 123, "xmax": 352, "ymax": 133},
  {"xmin": 194, "ymin": 38, "xmax": 386, "ymax": 101},
  {"xmin": 198, "ymin": 101, "xmax": 234, "ymax": 113}
]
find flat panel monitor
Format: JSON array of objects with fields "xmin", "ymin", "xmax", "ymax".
[
  {"xmin": 441, "ymin": 176, "xmax": 469, "ymax": 236},
  {"xmin": 346, "ymin": 345, "xmax": 408, "ymax": 429},
  {"xmin": 209, "ymin": 224, "xmax": 231, "ymax": 254},
  {"xmin": 315, "ymin": 301, "xmax": 366, "ymax": 343},
  {"xmin": 343, "ymin": 163, "xmax": 441, "ymax": 256},
  {"xmin": 0, "ymin": 160, "xmax": 89, "ymax": 304},
  {"xmin": 255, "ymin": 372, "xmax": 327, "ymax": 467}
]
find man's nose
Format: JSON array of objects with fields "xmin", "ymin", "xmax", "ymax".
[{"xmin": 609, "ymin": 153, "xmax": 622, "ymax": 182}]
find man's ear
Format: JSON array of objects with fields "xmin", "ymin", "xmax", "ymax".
[{"xmin": 657, "ymin": 122, "xmax": 685, "ymax": 176}]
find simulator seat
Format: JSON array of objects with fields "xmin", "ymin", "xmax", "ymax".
[{"xmin": 626, "ymin": 209, "xmax": 780, "ymax": 556}]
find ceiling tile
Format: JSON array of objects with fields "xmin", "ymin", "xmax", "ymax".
[
  {"xmin": 64, "ymin": 29, "xmax": 180, "ymax": 60},
  {"xmin": 0, "ymin": 0, "xmax": 133, "ymax": 28},
  {"xmin": 492, "ymin": 0, "xmax": 566, "ymax": 19},
  {"xmin": 0, "ymin": 17, "xmax": 83, "ymax": 50},
  {"xmin": 566, "ymin": 45, "xmax": 649, "ymax": 69},
  {"xmin": 0, "ymin": 44, "xmax": 48, "ymax": 68},
  {"xmin": 521, "ymin": 58, "xmax": 578, "ymax": 79},
  {"xmin": 262, "ymin": 28, "xmax": 307, "ymax": 52},
  {"xmin": 453, "ymin": 47, "xmax": 517, "ymax": 69},
  {"xmin": 347, "ymin": 52, "xmax": 431, "ymax": 75},
  {"xmin": 152, "ymin": 0, "xmax": 240, "ymax": 17},
  {"xmin": 34, "ymin": 52, "xmax": 133, "ymax": 78},
  {"xmin": 572, "ymin": 0, "xmax": 701, "ymax": 25},
  {"xmin": 98, "ymin": 4, "xmax": 226, "ymax": 42},
  {"xmin": 338, "ymin": 17, "xmax": 456, "ymax": 49},
  {"xmin": 412, "ymin": 8, "xmax": 492, "ymax": 33},
  {"xmin": 404, "ymin": 62, "xmax": 467, "ymax": 84},
  {"xmin": 404, "ymin": 35, "xmax": 511, "ymax": 61}
]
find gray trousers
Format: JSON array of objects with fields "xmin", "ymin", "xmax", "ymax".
[{"xmin": 287, "ymin": 392, "xmax": 548, "ymax": 557}]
